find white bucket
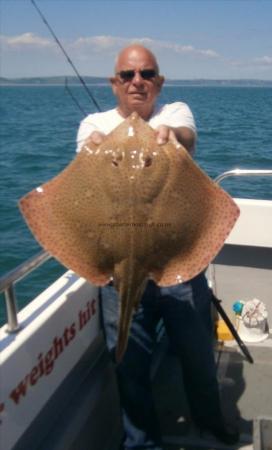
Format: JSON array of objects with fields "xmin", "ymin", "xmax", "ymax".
[{"xmin": 236, "ymin": 298, "xmax": 269, "ymax": 343}]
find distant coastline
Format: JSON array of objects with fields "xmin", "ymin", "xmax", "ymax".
[{"xmin": 1, "ymin": 76, "xmax": 272, "ymax": 87}]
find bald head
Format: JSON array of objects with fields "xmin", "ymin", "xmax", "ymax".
[
  {"xmin": 115, "ymin": 44, "xmax": 160, "ymax": 74},
  {"xmin": 111, "ymin": 44, "xmax": 164, "ymax": 120}
]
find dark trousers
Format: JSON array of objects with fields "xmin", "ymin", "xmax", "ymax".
[{"xmin": 100, "ymin": 273, "xmax": 223, "ymax": 449}]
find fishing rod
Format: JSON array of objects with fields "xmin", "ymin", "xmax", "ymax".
[
  {"xmin": 65, "ymin": 77, "xmax": 87, "ymax": 116},
  {"xmin": 211, "ymin": 292, "xmax": 254, "ymax": 364},
  {"xmin": 30, "ymin": 0, "xmax": 101, "ymax": 112}
]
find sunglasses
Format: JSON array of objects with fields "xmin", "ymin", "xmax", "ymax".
[{"xmin": 116, "ymin": 69, "xmax": 158, "ymax": 82}]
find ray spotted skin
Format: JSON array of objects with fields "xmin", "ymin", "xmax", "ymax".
[{"xmin": 19, "ymin": 113, "xmax": 239, "ymax": 361}]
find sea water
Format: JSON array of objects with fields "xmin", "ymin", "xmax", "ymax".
[{"xmin": 0, "ymin": 85, "xmax": 271, "ymax": 324}]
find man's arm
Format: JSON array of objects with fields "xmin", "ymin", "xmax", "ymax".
[{"xmin": 173, "ymin": 126, "xmax": 196, "ymax": 155}]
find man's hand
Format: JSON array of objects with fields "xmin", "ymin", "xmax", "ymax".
[
  {"xmin": 156, "ymin": 125, "xmax": 180, "ymax": 147},
  {"xmin": 86, "ymin": 130, "xmax": 106, "ymax": 146},
  {"xmin": 79, "ymin": 131, "xmax": 106, "ymax": 152},
  {"xmin": 155, "ymin": 124, "xmax": 195, "ymax": 155}
]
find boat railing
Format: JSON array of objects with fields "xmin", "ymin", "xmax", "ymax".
[
  {"xmin": 1, "ymin": 169, "xmax": 272, "ymax": 334},
  {"xmin": 0, "ymin": 251, "xmax": 51, "ymax": 332},
  {"xmin": 214, "ymin": 168, "xmax": 272, "ymax": 184}
]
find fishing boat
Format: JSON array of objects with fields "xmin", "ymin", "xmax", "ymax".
[{"xmin": 1, "ymin": 168, "xmax": 271, "ymax": 450}]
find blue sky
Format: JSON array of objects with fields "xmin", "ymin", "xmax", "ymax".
[{"xmin": 1, "ymin": 0, "xmax": 272, "ymax": 79}]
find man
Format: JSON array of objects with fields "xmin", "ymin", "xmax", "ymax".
[
  {"xmin": 77, "ymin": 45, "xmax": 195, "ymax": 155},
  {"xmin": 77, "ymin": 45, "xmax": 238, "ymax": 450}
]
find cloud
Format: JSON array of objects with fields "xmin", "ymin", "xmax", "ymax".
[
  {"xmin": 72, "ymin": 35, "xmax": 220, "ymax": 59},
  {"xmin": 253, "ymin": 56, "xmax": 272, "ymax": 66},
  {"xmin": 0, "ymin": 32, "xmax": 53, "ymax": 49},
  {"xmin": 230, "ymin": 55, "xmax": 272, "ymax": 68},
  {"xmin": 147, "ymin": 40, "xmax": 219, "ymax": 58},
  {"xmin": 72, "ymin": 35, "xmax": 128, "ymax": 51},
  {"xmin": 1, "ymin": 32, "xmax": 220, "ymax": 61}
]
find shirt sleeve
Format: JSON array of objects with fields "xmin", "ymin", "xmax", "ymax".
[
  {"xmin": 76, "ymin": 115, "xmax": 99, "ymax": 153},
  {"xmin": 150, "ymin": 102, "xmax": 197, "ymax": 136}
]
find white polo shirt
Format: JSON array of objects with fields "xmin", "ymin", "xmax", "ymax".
[{"xmin": 76, "ymin": 102, "xmax": 196, "ymax": 153}]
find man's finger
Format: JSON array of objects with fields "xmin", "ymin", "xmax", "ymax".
[
  {"xmin": 156, "ymin": 125, "xmax": 169, "ymax": 145},
  {"xmin": 168, "ymin": 129, "xmax": 181, "ymax": 148},
  {"xmin": 91, "ymin": 131, "xmax": 105, "ymax": 145}
]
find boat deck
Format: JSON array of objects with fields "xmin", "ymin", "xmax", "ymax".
[{"xmin": 152, "ymin": 338, "xmax": 272, "ymax": 450}]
